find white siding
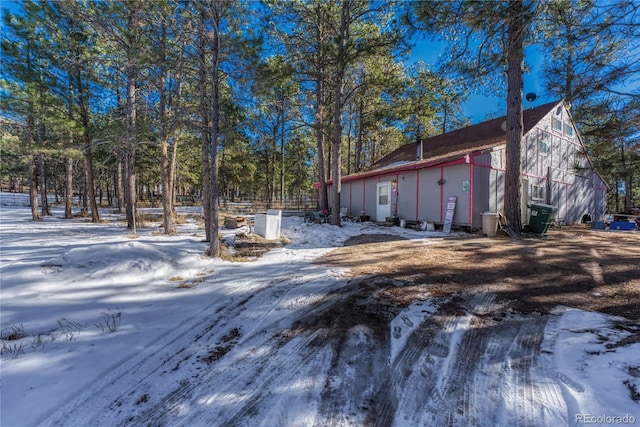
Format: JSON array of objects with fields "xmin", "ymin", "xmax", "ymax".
[
  {"xmin": 521, "ymin": 104, "xmax": 604, "ymax": 224},
  {"xmin": 397, "ymin": 171, "xmax": 418, "ymax": 221},
  {"xmin": 417, "ymin": 168, "xmax": 442, "ymax": 222}
]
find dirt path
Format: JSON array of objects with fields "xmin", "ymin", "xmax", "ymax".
[{"xmin": 315, "ymin": 226, "xmax": 640, "ymax": 320}]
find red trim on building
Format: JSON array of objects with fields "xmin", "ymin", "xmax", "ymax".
[
  {"xmin": 439, "ymin": 167, "xmax": 444, "ymax": 222},
  {"xmin": 469, "ymin": 159, "xmax": 474, "ymax": 224},
  {"xmin": 415, "ymin": 169, "xmax": 420, "ymax": 221}
]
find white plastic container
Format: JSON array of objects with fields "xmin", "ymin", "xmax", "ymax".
[
  {"xmin": 255, "ymin": 209, "xmax": 281, "ymax": 239},
  {"xmin": 481, "ymin": 212, "xmax": 499, "ymax": 237}
]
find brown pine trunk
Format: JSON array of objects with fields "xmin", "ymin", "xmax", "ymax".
[
  {"xmin": 65, "ymin": 77, "xmax": 74, "ymax": 220},
  {"xmin": 124, "ymin": 7, "xmax": 138, "ymax": 232},
  {"xmin": 355, "ymin": 98, "xmax": 364, "ymax": 172},
  {"xmin": 330, "ymin": 0, "xmax": 350, "ymax": 226},
  {"xmin": 65, "ymin": 157, "xmax": 73, "ymax": 219},
  {"xmin": 280, "ymin": 113, "xmax": 285, "ymax": 204},
  {"xmin": 198, "ymin": 5, "xmax": 211, "ymax": 242},
  {"xmin": 208, "ymin": 1, "xmax": 222, "ymax": 257},
  {"xmin": 74, "ymin": 47, "xmax": 99, "ymax": 222},
  {"xmin": 625, "ymin": 175, "xmax": 632, "ymax": 210},
  {"xmin": 125, "ymin": 64, "xmax": 137, "ymax": 230},
  {"xmin": 83, "ymin": 136, "xmax": 99, "ymax": 222},
  {"xmin": 504, "ymin": 0, "xmax": 526, "ymax": 232},
  {"xmin": 159, "ymin": 23, "xmax": 174, "ymax": 235},
  {"xmin": 314, "ymin": 4, "xmax": 329, "ymax": 212},
  {"xmin": 170, "ymin": 134, "xmax": 179, "ymax": 212},
  {"xmin": 169, "ymin": 77, "xmax": 183, "ymax": 216},
  {"xmin": 39, "ymin": 153, "xmax": 50, "ymax": 217},
  {"xmin": 29, "ymin": 154, "xmax": 40, "ymax": 221},
  {"xmin": 116, "ymin": 158, "xmax": 124, "ymax": 214},
  {"xmin": 161, "ymin": 142, "xmax": 173, "ymax": 233},
  {"xmin": 270, "ymin": 124, "xmax": 278, "ymax": 204}
]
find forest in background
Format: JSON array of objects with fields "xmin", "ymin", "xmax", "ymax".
[{"xmin": 1, "ymin": 0, "xmax": 639, "ymax": 255}]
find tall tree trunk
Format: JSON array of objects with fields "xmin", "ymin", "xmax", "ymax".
[
  {"xmin": 160, "ymin": 134, "xmax": 173, "ymax": 233},
  {"xmin": 442, "ymin": 102, "xmax": 448, "ymax": 134},
  {"xmin": 208, "ymin": 1, "xmax": 222, "ymax": 257},
  {"xmin": 564, "ymin": 19, "xmax": 575, "ymax": 104},
  {"xmin": 79, "ymin": 133, "xmax": 96, "ymax": 221},
  {"xmin": 355, "ymin": 98, "xmax": 364, "ymax": 172},
  {"xmin": 159, "ymin": 22, "xmax": 174, "ymax": 235},
  {"xmin": 75, "ymin": 49, "xmax": 99, "ymax": 222},
  {"xmin": 270, "ymin": 124, "xmax": 278, "ymax": 204},
  {"xmin": 83, "ymin": 135, "xmax": 99, "ymax": 222},
  {"xmin": 614, "ymin": 178, "xmax": 620, "ymax": 212},
  {"xmin": 314, "ymin": 3, "xmax": 328, "ymax": 212},
  {"xmin": 24, "ymin": 41, "xmax": 39, "ymax": 220},
  {"xmin": 126, "ymin": 66, "xmax": 137, "ymax": 232},
  {"xmin": 26, "ymin": 96, "xmax": 40, "ymax": 221},
  {"xmin": 124, "ymin": 7, "xmax": 138, "ymax": 232},
  {"xmin": 503, "ymin": 0, "xmax": 526, "ymax": 232},
  {"xmin": 170, "ymin": 133, "xmax": 179, "ymax": 212},
  {"xmin": 168, "ymin": 76, "xmax": 183, "ymax": 216},
  {"xmin": 39, "ymin": 153, "xmax": 50, "ymax": 217},
  {"xmin": 330, "ymin": 0, "xmax": 350, "ymax": 226},
  {"xmin": 65, "ymin": 77, "xmax": 74, "ymax": 219},
  {"xmin": 65, "ymin": 156, "xmax": 73, "ymax": 219},
  {"xmin": 280, "ymin": 111, "xmax": 285, "ymax": 205},
  {"xmin": 625, "ymin": 175, "xmax": 632, "ymax": 209},
  {"xmin": 116, "ymin": 157, "xmax": 124, "ymax": 214},
  {"xmin": 198, "ymin": 5, "xmax": 211, "ymax": 242},
  {"xmin": 29, "ymin": 154, "xmax": 40, "ymax": 221}
]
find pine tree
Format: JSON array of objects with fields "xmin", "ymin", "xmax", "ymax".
[
  {"xmin": 411, "ymin": 0, "xmax": 538, "ymax": 232},
  {"xmin": 540, "ymin": 0, "xmax": 640, "ymax": 210},
  {"xmin": 1, "ymin": 1, "xmax": 52, "ymax": 220}
]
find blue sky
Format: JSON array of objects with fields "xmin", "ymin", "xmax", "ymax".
[
  {"xmin": 1, "ymin": 0, "xmax": 550, "ymax": 125},
  {"xmin": 407, "ymin": 37, "xmax": 549, "ymax": 123}
]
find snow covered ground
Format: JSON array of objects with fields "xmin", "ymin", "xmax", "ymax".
[{"xmin": 1, "ymin": 192, "xmax": 638, "ymax": 426}]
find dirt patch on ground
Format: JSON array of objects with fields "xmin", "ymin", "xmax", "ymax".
[
  {"xmin": 222, "ymin": 233, "xmax": 288, "ymax": 260},
  {"xmin": 315, "ymin": 226, "xmax": 640, "ymax": 321}
]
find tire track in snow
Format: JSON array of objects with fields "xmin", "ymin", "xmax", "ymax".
[
  {"xmin": 315, "ymin": 325, "xmax": 390, "ymax": 427},
  {"xmin": 37, "ymin": 268, "xmax": 343, "ymax": 427},
  {"xmin": 381, "ymin": 301, "xmax": 460, "ymax": 426},
  {"xmin": 427, "ymin": 293, "xmax": 496, "ymax": 426},
  {"xmin": 144, "ymin": 269, "xmax": 355, "ymax": 426},
  {"xmin": 39, "ymin": 274, "xmax": 573, "ymax": 427},
  {"xmin": 117, "ymin": 271, "xmax": 344, "ymax": 427},
  {"xmin": 391, "ymin": 294, "xmax": 568, "ymax": 427},
  {"xmin": 374, "ymin": 293, "xmax": 491, "ymax": 426},
  {"xmin": 137, "ymin": 331, "xmax": 324, "ymax": 426},
  {"xmin": 122, "ymin": 273, "xmax": 341, "ymax": 427}
]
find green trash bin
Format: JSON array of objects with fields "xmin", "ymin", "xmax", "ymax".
[{"xmin": 528, "ymin": 203, "xmax": 558, "ymax": 234}]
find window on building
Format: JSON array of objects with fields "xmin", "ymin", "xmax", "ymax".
[
  {"xmin": 532, "ymin": 185, "xmax": 545, "ymax": 201},
  {"xmin": 564, "ymin": 122, "xmax": 573, "ymax": 136},
  {"xmin": 552, "ymin": 117, "xmax": 563, "ymax": 132},
  {"xmin": 538, "ymin": 139, "xmax": 549, "ymax": 155},
  {"xmin": 378, "ymin": 185, "xmax": 389, "ymax": 205}
]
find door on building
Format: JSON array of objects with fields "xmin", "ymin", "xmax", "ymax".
[{"xmin": 376, "ymin": 182, "xmax": 392, "ymax": 222}]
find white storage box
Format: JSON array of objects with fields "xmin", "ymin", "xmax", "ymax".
[{"xmin": 254, "ymin": 209, "xmax": 281, "ymax": 239}]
